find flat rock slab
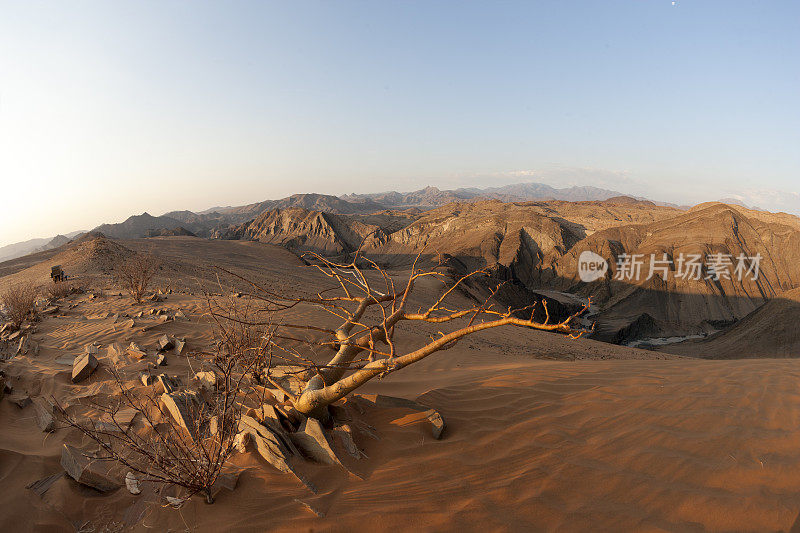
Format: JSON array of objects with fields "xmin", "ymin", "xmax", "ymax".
[
  {"xmin": 72, "ymin": 352, "xmax": 99, "ymax": 382},
  {"xmin": 33, "ymin": 398, "xmax": 56, "ymax": 432},
  {"xmin": 61, "ymin": 444, "xmax": 119, "ymax": 492},
  {"xmin": 96, "ymin": 407, "xmax": 138, "ymax": 432},
  {"xmin": 27, "ymin": 473, "xmax": 63, "ymax": 498},
  {"xmin": 357, "ymin": 393, "xmax": 445, "ymax": 439},
  {"xmin": 291, "ymin": 418, "xmax": 343, "ymax": 466},
  {"xmin": 157, "ymin": 334, "xmax": 174, "ymax": 351},
  {"xmin": 161, "ymin": 391, "xmax": 200, "ymax": 435}
]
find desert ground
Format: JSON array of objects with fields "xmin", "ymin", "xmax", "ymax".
[{"xmin": 3, "ymin": 217, "xmax": 800, "ymax": 531}]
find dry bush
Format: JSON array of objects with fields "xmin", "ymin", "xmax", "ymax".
[
  {"xmin": 1, "ymin": 282, "xmax": 38, "ymax": 327},
  {"xmin": 115, "ymin": 253, "xmax": 160, "ymax": 303},
  {"xmin": 46, "ymin": 281, "xmax": 73, "ymax": 301},
  {"xmin": 56, "ymin": 301, "xmax": 274, "ymax": 504},
  {"xmin": 213, "ymin": 251, "xmax": 591, "ymax": 420}
]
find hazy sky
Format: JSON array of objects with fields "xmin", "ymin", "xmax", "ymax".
[{"xmin": 1, "ymin": 1, "xmax": 798, "ymax": 247}]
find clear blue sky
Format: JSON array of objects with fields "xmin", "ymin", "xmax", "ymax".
[{"xmin": 1, "ymin": 1, "xmax": 798, "ymax": 245}]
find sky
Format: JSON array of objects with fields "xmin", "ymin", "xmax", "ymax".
[{"xmin": 1, "ymin": 1, "xmax": 799, "ymax": 247}]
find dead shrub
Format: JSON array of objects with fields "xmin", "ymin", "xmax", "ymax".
[
  {"xmin": 115, "ymin": 253, "xmax": 160, "ymax": 303},
  {"xmin": 1, "ymin": 282, "xmax": 38, "ymax": 327}
]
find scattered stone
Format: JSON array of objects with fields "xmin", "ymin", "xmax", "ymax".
[
  {"xmin": 210, "ymin": 470, "xmax": 239, "ymax": 499},
  {"xmin": 72, "ymin": 352, "xmax": 99, "ymax": 383},
  {"xmin": 85, "ymin": 343, "xmax": 99, "ymax": 355},
  {"xmin": 33, "ymin": 398, "xmax": 56, "ymax": 432},
  {"xmin": 26, "ymin": 473, "xmax": 63, "ymax": 498},
  {"xmin": 332, "ymin": 425, "xmax": 363, "ymax": 459},
  {"xmin": 140, "ymin": 373, "xmax": 154, "ymax": 386},
  {"xmin": 61, "ymin": 444, "xmax": 119, "ymax": 492},
  {"xmin": 295, "ymin": 498, "xmax": 326, "ymax": 518},
  {"xmin": 127, "ymin": 342, "xmax": 147, "ymax": 359},
  {"xmin": 165, "ymin": 496, "xmax": 184, "ymax": 508},
  {"xmin": 173, "ymin": 337, "xmax": 186, "ymax": 355},
  {"xmin": 174, "ymin": 309, "xmax": 186, "ymax": 320},
  {"xmin": 358, "ymin": 393, "xmax": 446, "ymax": 439},
  {"xmin": 156, "ymin": 353, "xmax": 167, "ymax": 366},
  {"xmin": 160, "ymin": 391, "xmax": 201, "ymax": 435},
  {"xmin": 134, "ymin": 311, "xmax": 143, "ymax": 319},
  {"xmin": 291, "ymin": 418, "xmax": 343, "ymax": 466},
  {"xmin": 233, "ymin": 431, "xmax": 251, "ymax": 453},
  {"xmin": 148, "ymin": 293, "xmax": 163, "ymax": 302},
  {"xmin": 157, "ymin": 334, "xmax": 174, "ymax": 351},
  {"xmin": 156, "ymin": 374, "xmax": 175, "ymax": 394},
  {"xmin": 43, "ymin": 306, "xmax": 59, "ymax": 314},
  {"xmin": 54, "ymin": 354, "xmax": 76, "ymax": 366},
  {"xmin": 10, "ymin": 395, "xmax": 32, "ymax": 409},
  {"xmin": 125, "ymin": 472, "xmax": 141, "ymax": 495},
  {"xmin": 96, "ymin": 408, "xmax": 138, "ymax": 432},
  {"xmin": 424, "ymin": 409, "xmax": 445, "ymax": 439},
  {"xmin": 193, "ymin": 371, "xmax": 216, "ymax": 391}
]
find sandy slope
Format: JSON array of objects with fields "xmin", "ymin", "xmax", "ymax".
[{"xmin": 4, "ymin": 238, "xmax": 800, "ymax": 531}]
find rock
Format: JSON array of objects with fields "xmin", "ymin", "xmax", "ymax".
[
  {"xmin": 193, "ymin": 371, "xmax": 216, "ymax": 391},
  {"xmin": 140, "ymin": 373, "xmax": 154, "ymax": 386},
  {"xmin": 160, "ymin": 391, "xmax": 200, "ymax": 435},
  {"xmin": 0, "ymin": 375, "xmax": 4, "ymax": 401},
  {"xmin": 84, "ymin": 343, "xmax": 100, "ymax": 355},
  {"xmin": 61, "ymin": 444, "xmax": 119, "ymax": 492},
  {"xmin": 173, "ymin": 337, "xmax": 186, "ymax": 355},
  {"xmin": 424, "ymin": 409, "xmax": 445, "ymax": 439},
  {"xmin": 10, "ymin": 395, "xmax": 32, "ymax": 409},
  {"xmin": 157, "ymin": 334, "xmax": 174, "ymax": 351},
  {"xmin": 71, "ymin": 352, "xmax": 99, "ymax": 383},
  {"xmin": 125, "ymin": 472, "xmax": 141, "ymax": 495},
  {"xmin": 33, "ymin": 398, "xmax": 56, "ymax": 432},
  {"xmin": 148, "ymin": 293, "xmax": 163, "ymax": 302},
  {"xmin": 8, "ymin": 330, "xmax": 21, "ymax": 342},
  {"xmin": 96, "ymin": 408, "xmax": 138, "ymax": 432},
  {"xmin": 358, "ymin": 394, "xmax": 445, "ymax": 439},
  {"xmin": 26, "ymin": 473, "xmax": 63, "ymax": 498},
  {"xmin": 295, "ymin": 498, "xmax": 326, "ymax": 518},
  {"xmin": 43, "ymin": 306, "xmax": 59, "ymax": 314},
  {"xmin": 290, "ymin": 418, "xmax": 343, "ymax": 466},
  {"xmin": 127, "ymin": 342, "xmax": 146, "ymax": 359},
  {"xmin": 134, "ymin": 311, "xmax": 143, "ymax": 318},
  {"xmin": 156, "ymin": 374, "xmax": 176, "ymax": 394},
  {"xmin": 156, "ymin": 353, "xmax": 167, "ymax": 366},
  {"xmin": 233, "ymin": 431, "xmax": 251, "ymax": 453},
  {"xmin": 209, "ymin": 416, "xmax": 219, "ymax": 436},
  {"xmin": 174, "ymin": 309, "xmax": 186, "ymax": 320},
  {"xmin": 210, "ymin": 470, "xmax": 239, "ymax": 499},
  {"xmin": 165, "ymin": 496, "xmax": 184, "ymax": 508},
  {"xmin": 332, "ymin": 425, "xmax": 363, "ymax": 459}
]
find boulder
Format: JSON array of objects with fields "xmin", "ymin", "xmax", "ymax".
[
  {"xmin": 157, "ymin": 334, "xmax": 174, "ymax": 351},
  {"xmin": 173, "ymin": 337, "xmax": 186, "ymax": 355},
  {"xmin": 160, "ymin": 391, "xmax": 200, "ymax": 435},
  {"xmin": 125, "ymin": 472, "xmax": 141, "ymax": 495},
  {"xmin": 290, "ymin": 418, "xmax": 342, "ymax": 466},
  {"xmin": 71, "ymin": 352, "xmax": 99, "ymax": 383},
  {"xmin": 33, "ymin": 398, "xmax": 56, "ymax": 432},
  {"xmin": 193, "ymin": 371, "xmax": 216, "ymax": 391},
  {"xmin": 61, "ymin": 444, "xmax": 119, "ymax": 492},
  {"xmin": 127, "ymin": 342, "xmax": 146, "ymax": 359}
]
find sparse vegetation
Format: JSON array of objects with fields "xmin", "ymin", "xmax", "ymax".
[
  {"xmin": 55, "ymin": 299, "xmax": 274, "ymax": 504},
  {"xmin": 1, "ymin": 282, "xmax": 38, "ymax": 327},
  {"xmin": 211, "ymin": 252, "xmax": 590, "ymax": 420},
  {"xmin": 46, "ymin": 281, "xmax": 73, "ymax": 301},
  {"xmin": 114, "ymin": 253, "xmax": 160, "ymax": 303}
]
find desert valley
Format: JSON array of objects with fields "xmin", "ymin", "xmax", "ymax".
[{"xmin": 4, "ymin": 185, "xmax": 800, "ymax": 531}]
